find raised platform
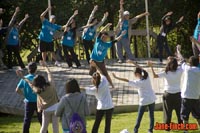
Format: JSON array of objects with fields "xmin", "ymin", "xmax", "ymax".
[{"xmin": 0, "ymin": 59, "xmax": 166, "ymax": 115}]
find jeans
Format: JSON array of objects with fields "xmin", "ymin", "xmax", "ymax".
[
  {"xmin": 157, "ymin": 35, "xmax": 172, "ymax": 62},
  {"xmin": 62, "ymin": 45, "xmax": 81, "ymax": 67},
  {"xmin": 92, "ymin": 108, "xmax": 114, "ymax": 133},
  {"xmin": 23, "ymin": 102, "xmax": 42, "ymax": 133},
  {"xmin": 7, "ymin": 45, "xmax": 25, "ymax": 69},
  {"xmin": 134, "ymin": 103, "xmax": 155, "ymax": 133},
  {"xmin": 82, "ymin": 39, "xmax": 94, "ymax": 63},
  {"xmin": 116, "ymin": 38, "xmax": 134, "ymax": 60}
]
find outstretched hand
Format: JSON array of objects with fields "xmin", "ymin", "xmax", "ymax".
[
  {"xmin": 15, "ymin": 7, "xmax": 20, "ymax": 13},
  {"xmin": 25, "ymin": 14, "xmax": 29, "ymax": 19},
  {"xmin": 178, "ymin": 16, "xmax": 184, "ymax": 23},
  {"xmin": 16, "ymin": 70, "xmax": 24, "ymax": 78},
  {"xmin": 166, "ymin": 11, "xmax": 173, "ymax": 16},
  {"xmin": 94, "ymin": 5, "xmax": 98, "ymax": 11},
  {"xmin": 73, "ymin": 10, "xmax": 78, "ymax": 16},
  {"xmin": 104, "ymin": 12, "xmax": 109, "ymax": 18},
  {"xmin": 120, "ymin": 0, "xmax": 124, "ymax": 5}
]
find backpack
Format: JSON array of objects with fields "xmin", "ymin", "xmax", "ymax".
[{"xmin": 66, "ymin": 96, "xmax": 86, "ymax": 133}]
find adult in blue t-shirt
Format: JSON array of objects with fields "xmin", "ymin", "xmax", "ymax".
[
  {"xmin": 16, "ymin": 62, "xmax": 43, "ymax": 133},
  {"xmin": 61, "ymin": 10, "xmax": 81, "ymax": 68},
  {"xmin": 38, "ymin": 7, "xmax": 65, "ymax": 66},
  {"xmin": 89, "ymin": 23, "xmax": 126, "ymax": 88},
  {"xmin": 115, "ymin": 0, "xmax": 149, "ymax": 63},
  {"xmin": 5, "ymin": 7, "xmax": 29, "ymax": 69},
  {"xmin": 192, "ymin": 11, "xmax": 200, "ymax": 56},
  {"xmin": 82, "ymin": 5, "xmax": 108, "ymax": 64}
]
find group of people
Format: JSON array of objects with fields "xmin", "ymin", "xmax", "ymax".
[{"xmin": 0, "ymin": 0, "xmax": 200, "ymax": 133}]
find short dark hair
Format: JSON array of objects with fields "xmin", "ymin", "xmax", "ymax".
[
  {"xmin": 65, "ymin": 79, "xmax": 80, "ymax": 94},
  {"xmin": 189, "ymin": 56, "xmax": 199, "ymax": 67},
  {"xmin": 28, "ymin": 62, "xmax": 37, "ymax": 74},
  {"xmin": 165, "ymin": 58, "xmax": 178, "ymax": 73},
  {"xmin": 134, "ymin": 67, "xmax": 148, "ymax": 80}
]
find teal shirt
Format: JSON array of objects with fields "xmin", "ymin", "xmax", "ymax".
[
  {"xmin": 17, "ymin": 74, "xmax": 37, "ymax": 102},
  {"xmin": 193, "ymin": 18, "xmax": 200, "ymax": 40},
  {"xmin": 7, "ymin": 27, "xmax": 19, "ymax": 45},
  {"xmin": 82, "ymin": 27, "xmax": 96, "ymax": 41},
  {"xmin": 39, "ymin": 19, "xmax": 62, "ymax": 42},
  {"xmin": 121, "ymin": 20, "xmax": 129, "ymax": 38},
  {"xmin": 90, "ymin": 35, "xmax": 113, "ymax": 62},
  {"xmin": 61, "ymin": 29, "xmax": 75, "ymax": 47}
]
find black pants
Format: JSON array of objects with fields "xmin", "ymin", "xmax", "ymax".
[
  {"xmin": 157, "ymin": 35, "xmax": 172, "ymax": 62},
  {"xmin": 163, "ymin": 92, "xmax": 182, "ymax": 131},
  {"xmin": 7, "ymin": 45, "xmax": 25, "ymax": 69},
  {"xmin": 92, "ymin": 108, "xmax": 114, "ymax": 133},
  {"xmin": 23, "ymin": 102, "xmax": 43, "ymax": 133},
  {"xmin": 82, "ymin": 39, "xmax": 94, "ymax": 63},
  {"xmin": 62, "ymin": 45, "xmax": 81, "ymax": 67}
]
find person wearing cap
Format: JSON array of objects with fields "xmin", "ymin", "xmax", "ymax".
[
  {"xmin": 191, "ymin": 11, "xmax": 200, "ymax": 57},
  {"xmin": 39, "ymin": 7, "xmax": 66, "ymax": 67},
  {"xmin": 157, "ymin": 11, "xmax": 184, "ymax": 64},
  {"xmin": 16, "ymin": 62, "xmax": 43, "ymax": 133},
  {"xmin": 115, "ymin": 0, "xmax": 149, "ymax": 63},
  {"xmin": 5, "ymin": 7, "xmax": 29, "ymax": 70},
  {"xmin": 82, "ymin": 5, "xmax": 108, "ymax": 64}
]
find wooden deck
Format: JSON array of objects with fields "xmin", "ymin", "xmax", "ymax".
[{"xmin": 0, "ymin": 59, "xmax": 166, "ymax": 115}]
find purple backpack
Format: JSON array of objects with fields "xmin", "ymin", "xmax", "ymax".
[{"xmin": 66, "ymin": 96, "xmax": 86, "ymax": 133}]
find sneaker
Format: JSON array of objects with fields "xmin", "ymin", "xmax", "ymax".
[
  {"xmin": 55, "ymin": 61, "xmax": 61, "ymax": 67},
  {"xmin": 118, "ymin": 60, "xmax": 123, "ymax": 63}
]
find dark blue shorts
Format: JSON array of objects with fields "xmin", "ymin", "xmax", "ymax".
[
  {"xmin": 39, "ymin": 40, "xmax": 54, "ymax": 52},
  {"xmin": 181, "ymin": 98, "xmax": 200, "ymax": 121}
]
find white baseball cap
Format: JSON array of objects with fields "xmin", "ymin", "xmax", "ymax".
[
  {"xmin": 123, "ymin": 11, "xmax": 130, "ymax": 16},
  {"xmin": 50, "ymin": 15, "xmax": 56, "ymax": 19}
]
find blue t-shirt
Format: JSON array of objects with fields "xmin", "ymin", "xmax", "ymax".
[
  {"xmin": 121, "ymin": 20, "xmax": 129, "ymax": 38},
  {"xmin": 193, "ymin": 18, "xmax": 200, "ymax": 40},
  {"xmin": 39, "ymin": 19, "xmax": 62, "ymax": 42},
  {"xmin": 61, "ymin": 29, "xmax": 75, "ymax": 47},
  {"xmin": 17, "ymin": 74, "xmax": 37, "ymax": 102},
  {"xmin": 90, "ymin": 37, "xmax": 113, "ymax": 62},
  {"xmin": 7, "ymin": 27, "xmax": 19, "ymax": 45},
  {"xmin": 82, "ymin": 27, "xmax": 96, "ymax": 41}
]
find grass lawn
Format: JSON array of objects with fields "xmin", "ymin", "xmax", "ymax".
[{"xmin": 0, "ymin": 111, "xmax": 199, "ymax": 133}]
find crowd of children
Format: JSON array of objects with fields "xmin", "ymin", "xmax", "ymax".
[{"xmin": 0, "ymin": 0, "xmax": 200, "ymax": 133}]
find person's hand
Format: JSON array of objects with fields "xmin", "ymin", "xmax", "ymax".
[
  {"xmin": 147, "ymin": 61, "xmax": 153, "ymax": 67},
  {"xmin": 0, "ymin": 19, "xmax": 3, "ymax": 27},
  {"xmin": 166, "ymin": 11, "xmax": 173, "ymax": 16},
  {"xmin": 104, "ymin": 12, "xmax": 109, "ymax": 18},
  {"xmin": 25, "ymin": 14, "xmax": 29, "ymax": 19},
  {"xmin": 178, "ymin": 16, "xmax": 184, "ymax": 23},
  {"xmin": 121, "ymin": 30, "xmax": 127, "ymax": 36},
  {"xmin": 120, "ymin": 0, "xmax": 124, "ymax": 5},
  {"xmin": 73, "ymin": 10, "xmax": 78, "ymax": 16},
  {"xmin": 0, "ymin": 8, "xmax": 4, "ymax": 14},
  {"xmin": 15, "ymin": 7, "xmax": 20, "ymax": 13},
  {"xmin": 16, "ymin": 70, "xmax": 24, "ymax": 78},
  {"xmin": 145, "ymin": 12, "xmax": 150, "ymax": 16},
  {"xmin": 47, "ymin": 6, "xmax": 52, "ymax": 11},
  {"xmin": 94, "ymin": 5, "xmax": 98, "ymax": 11}
]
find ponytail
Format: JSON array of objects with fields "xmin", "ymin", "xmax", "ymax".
[
  {"xmin": 92, "ymin": 72, "xmax": 101, "ymax": 91},
  {"xmin": 134, "ymin": 67, "xmax": 148, "ymax": 80}
]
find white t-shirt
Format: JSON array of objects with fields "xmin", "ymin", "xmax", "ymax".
[
  {"xmin": 157, "ymin": 67, "xmax": 183, "ymax": 94},
  {"xmin": 128, "ymin": 77, "xmax": 156, "ymax": 106},
  {"xmin": 181, "ymin": 63, "xmax": 200, "ymax": 99},
  {"xmin": 86, "ymin": 76, "xmax": 114, "ymax": 110}
]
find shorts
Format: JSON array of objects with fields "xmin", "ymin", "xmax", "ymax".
[
  {"xmin": 89, "ymin": 60, "xmax": 108, "ymax": 76},
  {"xmin": 181, "ymin": 98, "xmax": 200, "ymax": 121},
  {"xmin": 39, "ymin": 40, "xmax": 54, "ymax": 52}
]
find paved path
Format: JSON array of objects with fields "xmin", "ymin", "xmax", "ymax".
[{"xmin": 0, "ymin": 59, "xmax": 166, "ymax": 115}]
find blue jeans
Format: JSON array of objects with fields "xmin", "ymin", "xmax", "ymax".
[
  {"xmin": 134, "ymin": 103, "xmax": 155, "ymax": 133},
  {"xmin": 23, "ymin": 102, "xmax": 42, "ymax": 133}
]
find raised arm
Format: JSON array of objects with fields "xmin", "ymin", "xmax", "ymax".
[
  {"xmin": 135, "ymin": 12, "xmax": 149, "ymax": 20},
  {"xmin": 147, "ymin": 61, "xmax": 159, "ymax": 78},
  {"xmin": 112, "ymin": 73, "xmax": 129, "ymax": 82},
  {"xmin": 40, "ymin": 61, "xmax": 55, "ymax": 87},
  {"xmin": 95, "ymin": 12, "xmax": 109, "ymax": 29},
  {"xmin": 18, "ymin": 14, "xmax": 29, "ymax": 31},
  {"xmin": 8, "ymin": 7, "xmax": 20, "ymax": 27},
  {"xmin": 100, "ymin": 23, "xmax": 112, "ymax": 33},
  {"xmin": 87, "ymin": 5, "xmax": 98, "ymax": 25},
  {"xmin": 40, "ymin": 7, "xmax": 51, "ymax": 22},
  {"xmin": 176, "ymin": 16, "xmax": 184, "ymax": 24},
  {"xmin": 64, "ymin": 10, "xmax": 78, "ymax": 31}
]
